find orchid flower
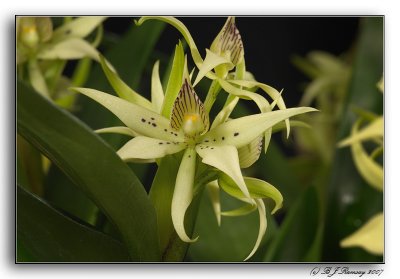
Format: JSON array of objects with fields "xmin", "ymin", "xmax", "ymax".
[
  {"xmin": 17, "ymin": 16, "xmax": 106, "ymax": 100},
  {"xmin": 72, "ymin": 51, "xmax": 316, "ymax": 260},
  {"xmin": 136, "ymin": 16, "xmax": 292, "ymax": 154},
  {"xmin": 293, "ymin": 51, "xmax": 351, "ymax": 164},
  {"xmin": 338, "ymin": 77, "xmax": 383, "ymax": 255}
]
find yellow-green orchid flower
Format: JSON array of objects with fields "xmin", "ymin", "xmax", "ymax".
[
  {"xmin": 72, "ymin": 54, "xmax": 316, "ymax": 260},
  {"xmin": 136, "ymin": 16, "xmax": 292, "ymax": 155},
  {"xmin": 293, "ymin": 51, "xmax": 351, "ymax": 164},
  {"xmin": 338, "ymin": 77, "xmax": 383, "ymax": 255},
  {"xmin": 17, "ymin": 16, "xmax": 106, "ymax": 99}
]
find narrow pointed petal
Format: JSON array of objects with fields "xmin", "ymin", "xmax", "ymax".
[
  {"xmin": 136, "ymin": 17, "xmax": 203, "ymax": 66},
  {"xmin": 35, "ymin": 17, "xmax": 53, "ymax": 42},
  {"xmin": 210, "ymin": 96, "xmax": 239, "ymax": 129},
  {"xmin": 377, "ymin": 77, "xmax": 384, "ymax": 92},
  {"xmin": 52, "ymin": 16, "xmax": 107, "ymax": 41},
  {"xmin": 210, "ymin": 17, "xmax": 244, "ymax": 65},
  {"xmin": 117, "ymin": 136, "xmax": 186, "ymax": 161},
  {"xmin": 196, "ymin": 145, "xmax": 251, "ymax": 201},
  {"xmin": 171, "ymin": 147, "xmax": 198, "ymax": 242},
  {"xmin": 73, "ymin": 87, "xmax": 185, "ymax": 142},
  {"xmin": 99, "ymin": 55, "xmax": 153, "ymax": 110},
  {"xmin": 238, "ymin": 135, "xmax": 263, "ymax": 168},
  {"xmin": 28, "ymin": 59, "xmax": 50, "ymax": 98},
  {"xmin": 218, "ymin": 79, "xmax": 270, "ymax": 113},
  {"xmin": 228, "ymin": 79, "xmax": 291, "ymax": 137},
  {"xmin": 95, "ymin": 126, "xmax": 138, "ymax": 137},
  {"xmin": 38, "ymin": 38, "xmax": 100, "ymax": 61},
  {"xmin": 193, "ymin": 49, "xmax": 233, "ymax": 86},
  {"xmin": 161, "ymin": 42, "xmax": 185, "ymax": 118},
  {"xmin": 244, "ymin": 199, "xmax": 267, "ymax": 261},
  {"xmin": 219, "ymin": 174, "xmax": 283, "ymax": 214},
  {"xmin": 206, "ymin": 180, "xmax": 221, "ymax": 226},
  {"xmin": 151, "ymin": 60, "xmax": 164, "ymax": 113},
  {"xmin": 349, "ymin": 122, "xmax": 383, "ymax": 191},
  {"xmin": 203, "ymin": 107, "xmax": 317, "ymax": 148},
  {"xmin": 221, "ymin": 203, "xmax": 256, "ymax": 217},
  {"xmin": 170, "ymin": 78, "xmax": 209, "ymax": 136},
  {"xmin": 340, "ymin": 213, "xmax": 383, "ymax": 255},
  {"xmin": 338, "ymin": 117, "xmax": 383, "ymax": 147}
]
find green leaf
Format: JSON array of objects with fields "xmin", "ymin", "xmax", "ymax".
[
  {"xmin": 17, "ymin": 185, "xmax": 130, "ymax": 262},
  {"xmin": 17, "ymin": 81, "xmax": 160, "ymax": 261},
  {"xmin": 149, "ymin": 155, "xmax": 181, "ymax": 255},
  {"xmin": 263, "ymin": 186, "xmax": 319, "ymax": 262}
]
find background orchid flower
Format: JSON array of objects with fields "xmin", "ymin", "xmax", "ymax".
[
  {"xmin": 293, "ymin": 51, "xmax": 351, "ymax": 164},
  {"xmin": 17, "ymin": 16, "xmax": 106, "ymax": 102},
  {"xmin": 338, "ymin": 77, "xmax": 383, "ymax": 255},
  {"xmin": 72, "ymin": 53, "xmax": 316, "ymax": 260}
]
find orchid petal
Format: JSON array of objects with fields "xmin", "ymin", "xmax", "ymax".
[
  {"xmin": 206, "ymin": 180, "xmax": 221, "ymax": 226},
  {"xmin": 193, "ymin": 49, "xmax": 233, "ymax": 86},
  {"xmin": 349, "ymin": 121, "xmax": 383, "ymax": 191},
  {"xmin": 28, "ymin": 59, "xmax": 50, "ymax": 98},
  {"xmin": 72, "ymin": 87, "xmax": 185, "ymax": 142},
  {"xmin": 338, "ymin": 117, "xmax": 383, "ymax": 147},
  {"xmin": 210, "ymin": 17, "xmax": 244, "ymax": 66},
  {"xmin": 52, "ymin": 16, "xmax": 107, "ymax": 42},
  {"xmin": 210, "ymin": 96, "xmax": 239, "ymax": 129},
  {"xmin": 161, "ymin": 42, "xmax": 185, "ymax": 118},
  {"xmin": 170, "ymin": 78, "xmax": 209, "ymax": 136},
  {"xmin": 151, "ymin": 60, "xmax": 164, "ymax": 113},
  {"xmin": 117, "ymin": 136, "xmax": 186, "ymax": 161},
  {"xmin": 171, "ymin": 147, "xmax": 198, "ymax": 242},
  {"xmin": 340, "ymin": 212, "xmax": 383, "ymax": 255},
  {"xmin": 238, "ymin": 135, "xmax": 263, "ymax": 168},
  {"xmin": 218, "ymin": 79, "xmax": 270, "ymax": 113},
  {"xmin": 95, "ymin": 126, "xmax": 138, "ymax": 137},
  {"xmin": 136, "ymin": 17, "xmax": 203, "ymax": 67},
  {"xmin": 202, "ymin": 107, "xmax": 317, "ymax": 148},
  {"xmin": 99, "ymin": 55, "xmax": 153, "ymax": 110},
  {"xmin": 221, "ymin": 203, "xmax": 256, "ymax": 217},
  {"xmin": 228, "ymin": 79, "xmax": 290, "ymax": 138},
  {"xmin": 377, "ymin": 77, "xmax": 384, "ymax": 93},
  {"xmin": 35, "ymin": 17, "xmax": 53, "ymax": 42},
  {"xmin": 244, "ymin": 199, "xmax": 267, "ymax": 261},
  {"xmin": 196, "ymin": 145, "xmax": 252, "ymax": 201},
  {"xmin": 38, "ymin": 38, "xmax": 100, "ymax": 61},
  {"xmin": 219, "ymin": 174, "xmax": 283, "ymax": 214}
]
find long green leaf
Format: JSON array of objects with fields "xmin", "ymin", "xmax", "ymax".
[
  {"xmin": 263, "ymin": 186, "xmax": 319, "ymax": 262},
  {"xmin": 17, "ymin": 185, "xmax": 130, "ymax": 262},
  {"xmin": 17, "ymin": 81, "xmax": 160, "ymax": 261}
]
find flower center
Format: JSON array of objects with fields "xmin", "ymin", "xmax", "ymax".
[{"xmin": 183, "ymin": 113, "xmax": 204, "ymax": 138}]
